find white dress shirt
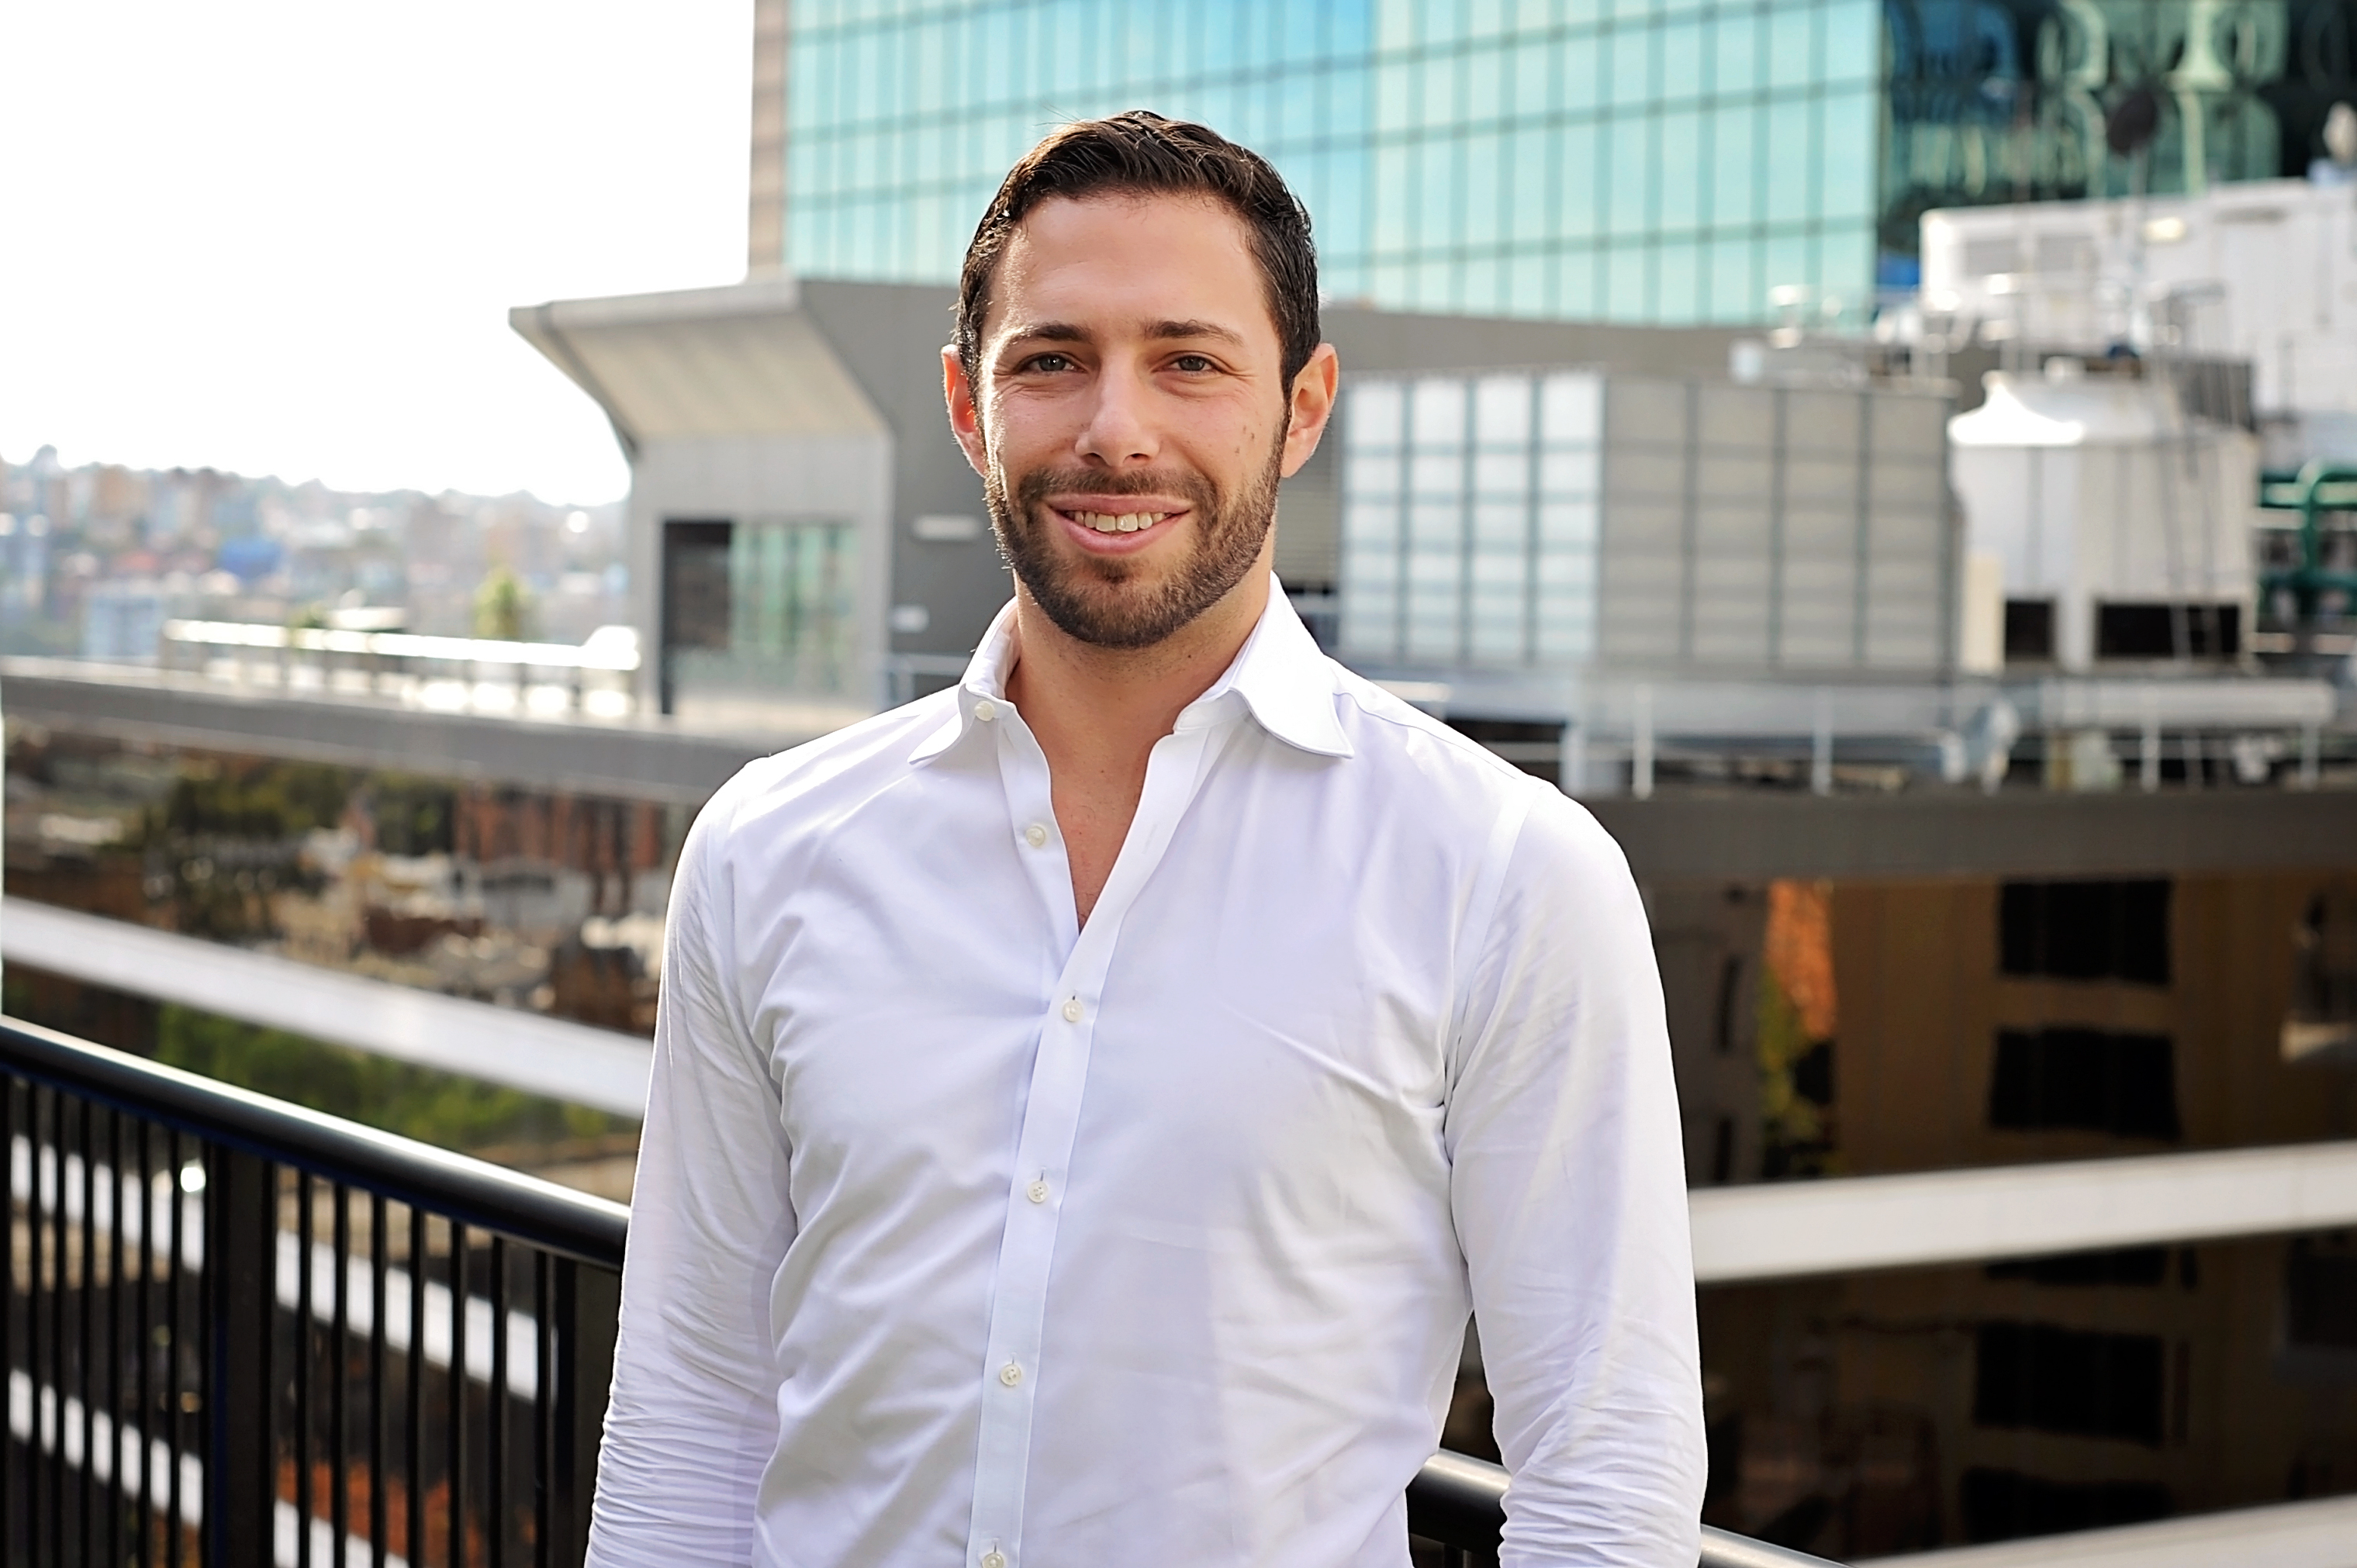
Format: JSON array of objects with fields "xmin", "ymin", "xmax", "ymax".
[{"xmin": 588, "ymin": 585, "xmax": 1704, "ymax": 1568}]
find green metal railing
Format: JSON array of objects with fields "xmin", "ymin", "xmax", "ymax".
[{"xmin": 2256, "ymin": 461, "xmax": 2357, "ymax": 637}]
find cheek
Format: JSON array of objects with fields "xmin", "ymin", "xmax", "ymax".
[
  {"xmin": 1173, "ymin": 396, "xmax": 1274, "ymax": 465},
  {"xmin": 986, "ymin": 386, "xmax": 1078, "ymax": 459}
]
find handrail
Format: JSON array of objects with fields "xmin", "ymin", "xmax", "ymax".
[
  {"xmin": 0, "ymin": 1014, "xmax": 1837, "ymax": 1565},
  {"xmin": 1407, "ymin": 1449, "xmax": 1846, "ymax": 1567},
  {"xmin": 161, "ymin": 619, "xmax": 642, "ymax": 671},
  {"xmin": 0, "ymin": 1014, "xmax": 627, "ymax": 1266}
]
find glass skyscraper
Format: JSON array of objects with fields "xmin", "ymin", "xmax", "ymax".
[
  {"xmin": 782, "ymin": 1, "xmax": 2345, "ymax": 326},
  {"xmin": 786, "ymin": 0, "xmax": 1882, "ymax": 323}
]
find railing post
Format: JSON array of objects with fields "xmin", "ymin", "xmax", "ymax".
[
  {"xmin": 206, "ymin": 1145, "xmax": 276, "ymax": 1567},
  {"xmin": 549, "ymin": 1259, "xmax": 620, "ymax": 1565}
]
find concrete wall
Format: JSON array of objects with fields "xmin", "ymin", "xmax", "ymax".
[
  {"xmin": 627, "ymin": 429, "xmax": 893, "ymax": 718},
  {"xmin": 800, "ymin": 281, "xmax": 1006, "ymax": 666},
  {"xmin": 783, "ymin": 281, "xmax": 1754, "ymax": 650}
]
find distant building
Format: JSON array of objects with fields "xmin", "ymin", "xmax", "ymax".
[
  {"xmin": 511, "ymin": 275, "xmax": 1753, "ymax": 724},
  {"xmin": 78, "ymin": 579, "xmax": 165, "ymax": 662},
  {"xmin": 775, "ymin": 0, "xmax": 2331, "ymax": 322}
]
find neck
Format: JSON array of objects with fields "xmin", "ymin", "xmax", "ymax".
[
  {"xmin": 1003, "ymin": 565, "xmax": 1272, "ymax": 765},
  {"xmin": 1001, "ymin": 547, "xmax": 1276, "ymax": 928}
]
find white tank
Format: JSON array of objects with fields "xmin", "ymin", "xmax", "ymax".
[{"xmin": 1947, "ymin": 366, "xmax": 2257, "ymax": 670}]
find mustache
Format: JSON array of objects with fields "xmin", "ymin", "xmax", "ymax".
[{"xmin": 1011, "ymin": 467, "xmax": 1219, "ymax": 510}]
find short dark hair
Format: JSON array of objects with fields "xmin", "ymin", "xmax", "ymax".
[{"xmin": 955, "ymin": 111, "xmax": 1320, "ymax": 394}]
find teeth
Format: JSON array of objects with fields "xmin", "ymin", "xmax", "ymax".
[{"xmin": 1074, "ymin": 510, "xmax": 1169, "ymax": 534}]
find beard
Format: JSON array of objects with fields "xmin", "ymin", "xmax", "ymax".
[{"xmin": 983, "ymin": 430, "xmax": 1285, "ymax": 651}]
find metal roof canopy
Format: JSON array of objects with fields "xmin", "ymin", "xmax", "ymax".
[{"xmin": 509, "ymin": 276, "xmax": 887, "ymax": 454}]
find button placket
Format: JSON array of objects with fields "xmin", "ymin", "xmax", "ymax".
[{"xmin": 962, "ymin": 717, "xmax": 1227, "ymax": 1568}]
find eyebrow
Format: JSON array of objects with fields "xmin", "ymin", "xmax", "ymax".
[
  {"xmin": 1145, "ymin": 318, "xmax": 1246, "ymax": 347},
  {"xmin": 1000, "ymin": 318, "xmax": 1249, "ymax": 349}
]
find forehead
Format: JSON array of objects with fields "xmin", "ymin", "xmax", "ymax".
[{"xmin": 987, "ymin": 191, "xmax": 1277, "ymax": 350}]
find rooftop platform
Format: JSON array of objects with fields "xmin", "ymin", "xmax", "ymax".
[{"xmin": 11, "ymin": 657, "xmax": 2356, "ymax": 883}]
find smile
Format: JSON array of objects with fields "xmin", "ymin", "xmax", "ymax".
[{"xmin": 1070, "ymin": 510, "xmax": 1171, "ymax": 534}]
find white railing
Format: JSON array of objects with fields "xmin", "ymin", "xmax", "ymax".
[
  {"xmin": 159, "ymin": 619, "xmax": 641, "ymax": 718},
  {"xmin": 1362, "ymin": 668, "xmax": 2348, "ymax": 796}
]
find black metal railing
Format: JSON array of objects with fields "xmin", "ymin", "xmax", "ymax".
[
  {"xmin": 0, "ymin": 1015, "xmax": 1834, "ymax": 1568},
  {"xmin": 0, "ymin": 1014, "xmax": 623, "ymax": 1566}
]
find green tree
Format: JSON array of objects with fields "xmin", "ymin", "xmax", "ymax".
[
  {"xmin": 472, "ymin": 565, "xmax": 532, "ymax": 641},
  {"xmin": 154, "ymin": 1006, "xmax": 617, "ymax": 1153}
]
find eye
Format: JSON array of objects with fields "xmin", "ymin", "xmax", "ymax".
[
  {"xmin": 1018, "ymin": 352, "xmax": 1075, "ymax": 374},
  {"xmin": 1170, "ymin": 354, "xmax": 1218, "ymax": 373}
]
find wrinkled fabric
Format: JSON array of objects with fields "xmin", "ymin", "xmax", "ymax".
[{"xmin": 588, "ymin": 585, "xmax": 1704, "ymax": 1568}]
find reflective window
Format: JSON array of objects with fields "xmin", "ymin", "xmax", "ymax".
[
  {"xmin": 1340, "ymin": 369, "xmax": 1605, "ymax": 666},
  {"xmin": 781, "ymin": 0, "xmax": 2336, "ymax": 323}
]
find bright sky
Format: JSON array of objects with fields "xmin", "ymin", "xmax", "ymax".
[{"xmin": 0, "ymin": 1, "xmax": 751, "ymax": 506}]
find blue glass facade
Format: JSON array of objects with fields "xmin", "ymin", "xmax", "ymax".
[
  {"xmin": 786, "ymin": 0, "xmax": 1880, "ymax": 325},
  {"xmin": 1878, "ymin": 1, "xmax": 2300, "ymax": 285},
  {"xmin": 783, "ymin": 2, "xmax": 2350, "ymax": 325}
]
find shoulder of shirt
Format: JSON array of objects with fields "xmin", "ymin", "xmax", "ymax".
[
  {"xmin": 1323, "ymin": 658, "xmax": 1629, "ymax": 882},
  {"xmin": 1323, "ymin": 661, "xmax": 1532, "ymax": 789},
  {"xmin": 689, "ymin": 686, "xmax": 965, "ymax": 849}
]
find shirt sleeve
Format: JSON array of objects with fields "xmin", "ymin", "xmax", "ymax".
[
  {"xmin": 1444, "ymin": 787, "xmax": 1707, "ymax": 1568},
  {"xmin": 587, "ymin": 780, "xmax": 797, "ymax": 1567}
]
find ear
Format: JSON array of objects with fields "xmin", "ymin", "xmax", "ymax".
[
  {"xmin": 943, "ymin": 346, "xmax": 989, "ymax": 478},
  {"xmin": 1280, "ymin": 344, "xmax": 1340, "ymax": 480}
]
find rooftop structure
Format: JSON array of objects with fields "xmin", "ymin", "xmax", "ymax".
[
  {"xmin": 1949, "ymin": 364, "xmax": 2259, "ymax": 670},
  {"xmin": 1920, "ymin": 172, "xmax": 2357, "ymax": 451}
]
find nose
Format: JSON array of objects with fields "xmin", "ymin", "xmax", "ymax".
[{"xmin": 1073, "ymin": 358, "xmax": 1159, "ymax": 468}]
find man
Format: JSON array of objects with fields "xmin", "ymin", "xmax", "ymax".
[{"xmin": 588, "ymin": 112, "xmax": 1703, "ymax": 1567}]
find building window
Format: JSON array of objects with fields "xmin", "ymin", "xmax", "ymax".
[
  {"xmin": 1972, "ymin": 1321, "xmax": 2167, "ymax": 1445},
  {"xmin": 1999, "ymin": 879, "xmax": 2172, "ymax": 986},
  {"xmin": 2284, "ymin": 888, "xmax": 2357, "ymax": 1065},
  {"xmin": 659, "ymin": 520, "xmax": 733, "ymax": 716},
  {"xmin": 2002, "ymin": 598, "xmax": 2053, "ymax": 661},
  {"xmin": 1988, "ymin": 1027, "xmax": 2182, "ymax": 1141},
  {"xmin": 1985, "ymin": 1247, "xmax": 2172, "ymax": 1287},
  {"xmin": 1337, "ymin": 370, "xmax": 1605, "ymax": 668},
  {"xmin": 1338, "ymin": 369, "xmax": 1951, "ymax": 673},
  {"xmin": 660, "ymin": 516, "xmax": 859, "ymax": 717},
  {"xmin": 728, "ymin": 518, "xmax": 859, "ymax": 691},
  {"xmin": 1958, "ymin": 1468, "xmax": 2172, "ymax": 1546},
  {"xmin": 2286, "ymin": 1235, "xmax": 2357, "ymax": 1355},
  {"xmin": 2095, "ymin": 602, "xmax": 2241, "ymax": 659}
]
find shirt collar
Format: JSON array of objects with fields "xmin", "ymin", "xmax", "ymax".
[{"xmin": 907, "ymin": 578, "xmax": 1353, "ymax": 765}]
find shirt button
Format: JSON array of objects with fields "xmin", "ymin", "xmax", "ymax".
[
  {"xmin": 982, "ymin": 1554, "xmax": 1006, "ymax": 1568},
  {"xmin": 999, "ymin": 1362, "xmax": 1023, "ymax": 1387},
  {"xmin": 1027, "ymin": 1179, "xmax": 1049, "ymax": 1204},
  {"xmin": 1023, "ymin": 822, "xmax": 1049, "ymax": 848},
  {"xmin": 1061, "ymin": 998, "xmax": 1083, "ymax": 1023},
  {"xmin": 973, "ymin": 699, "xmax": 997, "ymax": 722}
]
